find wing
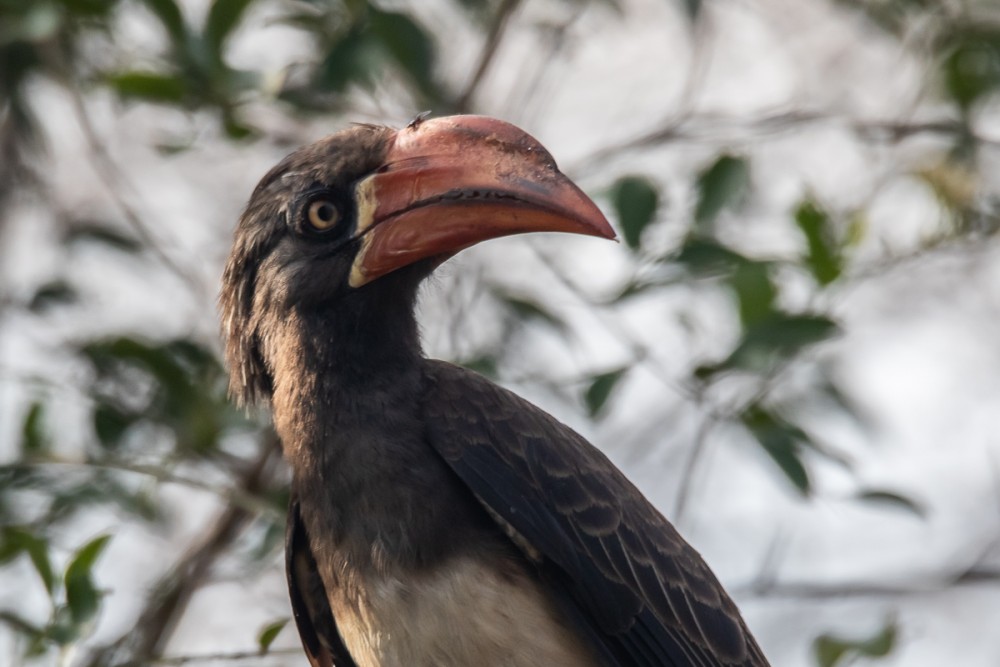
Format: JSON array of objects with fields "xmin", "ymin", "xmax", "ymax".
[
  {"xmin": 421, "ymin": 360, "xmax": 769, "ymax": 667},
  {"xmin": 286, "ymin": 496, "xmax": 358, "ymax": 667}
]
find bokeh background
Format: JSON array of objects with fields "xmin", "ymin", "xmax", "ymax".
[{"xmin": 3, "ymin": 0, "xmax": 1000, "ymax": 665}]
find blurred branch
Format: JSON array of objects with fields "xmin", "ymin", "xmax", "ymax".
[
  {"xmin": 0, "ymin": 365, "xmax": 94, "ymax": 402},
  {"xmin": 747, "ymin": 518, "xmax": 1000, "ymax": 600},
  {"xmin": 744, "ymin": 568, "xmax": 1000, "ymax": 599},
  {"xmin": 845, "ymin": 229, "xmax": 1000, "ymax": 287},
  {"xmin": 526, "ymin": 243, "xmax": 696, "ymax": 402},
  {"xmin": 9, "ymin": 457, "xmax": 282, "ymax": 519},
  {"xmin": 672, "ymin": 412, "xmax": 717, "ymax": 521},
  {"xmin": 149, "ymin": 648, "xmax": 300, "ymax": 665},
  {"xmin": 453, "ymin": 0, "xmax": 523, "ymax": 113},
  {"xmin": 61, "ymin": 70, "xmax": 208, "ymax": 304},
  {"xmin": 575, "ymin": 111, "xmax": 991, "ymax": 174},
  {"xmin": 80, "ymin": 431, "xmax": 283, "ymax": 667}
]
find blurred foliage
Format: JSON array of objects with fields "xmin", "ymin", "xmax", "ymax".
[
  {"xmin": 814, "ymin": 618, "xmax": 897, "ymax": 667},
  {"xmin": 0, "ymin": 532, "xmax": 111, "ymax": 656},
  {"xmin": 694, "ymin": 154, "xmax": 750, "ymax": 233},
  {"xmin": 611, "ymin": 175, "xmax": 660, "ymax": 250},
  {"xmin": 80, "ymin": 337, "xmax": 245, "ymax": 455},
  {"xmin": 4, "ymin": 0, "xmax": 1000, "ymax": 664},
  {"xmin": 584, "ymin": 367, "xmax": 629, "ymax": 419},
  {"xmin": 855, "ymin": 489, "xmax": 926, "ymax": 517},
  {"xmin": 255, "ymin": 617, "xmax": 289, "ymax": 654},
  {"xmin": 795, "ymin": 200, "xmax": 843, "ymax": 287}
]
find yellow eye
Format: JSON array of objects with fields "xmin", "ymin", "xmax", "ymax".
[{"xmin": 306, "ymin": 200, "xmax": 339, "ymax": 231}]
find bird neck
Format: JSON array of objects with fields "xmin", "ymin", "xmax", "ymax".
[
  {"xmin": 266, "ymin": 279, "xmax": 476, "ymax": 569},
  {"xmin": 266, "ymin": 279, "xmax": 425, "ymax": 468}
]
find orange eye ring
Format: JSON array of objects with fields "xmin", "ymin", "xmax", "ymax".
[{"xmin": 307, "ymin": 200, "xmax": 340, "ymax": 231}]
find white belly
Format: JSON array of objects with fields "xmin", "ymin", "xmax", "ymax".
[{"xmin": 329, "ymin": 556, "xmax": 600, "ymax": 667}]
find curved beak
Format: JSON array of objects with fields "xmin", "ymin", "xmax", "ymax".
[{"xmin": 349, "ymin": 115, "xmax": 616, "ymax": 287}]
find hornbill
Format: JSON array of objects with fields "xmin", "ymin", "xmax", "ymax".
[{"xmin": 220, "ymin": 115, "xmax": 769, "ymax": 667}]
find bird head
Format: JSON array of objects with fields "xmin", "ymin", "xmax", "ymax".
[{"xmin": 220, "ymin": 115, "xmax": 615, "ymax": 405}]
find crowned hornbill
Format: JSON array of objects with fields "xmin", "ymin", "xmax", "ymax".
[{"xmin": 220, "ymin": 115, "xmax": 769, "ymax": 667}]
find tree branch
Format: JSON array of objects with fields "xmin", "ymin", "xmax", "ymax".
[
  {"xmin": 147, "ymin": 648, "xmax": 300, "ymax": 665},
  {"xmin": 79, "ymin": 431, "xmax": 283, "ymax": 667},
  {"xmin": 572, "ymin": 110, "xmax": 993, "ymax": 176},
  {"xmin": 453, "ymin": 0, "xmax": 523, "ymax": 113},
  {"xmin": 62, "ymin": 65, "xmax": 209, "ymax": 303},
  {"xmin": 743, "ymin": 570, "xmax": 1000, "ymax": 600}
]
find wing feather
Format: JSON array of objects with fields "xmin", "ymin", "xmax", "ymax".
[
  {"xmin": 286, "ymin": 498, "xmax": 358, "ymax": 667},
  {"xmin": 422, "ymin": 361, "xmax": 769, "ymax": 667}
]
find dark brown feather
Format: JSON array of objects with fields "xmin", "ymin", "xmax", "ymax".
[
  {"xmin": 287, "ymin": 497, "xmax": 357, "ymax": 667},
  {"xmin": 421, "ymin": 360, "xmax": 770, "ymax": 667}
]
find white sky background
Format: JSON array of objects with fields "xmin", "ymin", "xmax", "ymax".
[{"xmin": 2, "ymin": 0, "xmax": 1000, "ymax": 665}]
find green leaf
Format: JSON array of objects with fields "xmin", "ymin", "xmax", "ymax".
[
  {"xmin": 21, "ymin": 401, "xmax": 47, "ymax": 454},
  {"xmin": 110, "ymin": 71, "xmax": 187, "ymax": 103},
  {"xmin": 941, "ymin": 29, "xmax": 1000, "ymax": 112},
  {"xmin": 459, "ymin": 355, "xmax": 498, "ymax": 378},
  {"xmin": 316, "ymin": 26, "xmax": 375, "ymax": 92},
  {"xmin": 814, "ymin": 618, "xmax": 897, "ymax": 667},
  {"xmin": 26, "ymin": 535, "xmax": 56, "ymax": 596},
  {"xmin": 28, "ymin": 280, "xmax": 77, "ymax": 312},
  {"xmin": 222, "ymin": 111, "xmax": 255, "ymax": 140},
  {"xmin": 62, "ymin": 0, "xmax": 117, "ymax": 18},
  {"xmin": 0, "ymin": 527, "xmax": 55, "ymax": 596},
  {"xmin": 46, "ymin": 604, "xmax": 81, "ymax": 646},
  {"xmin": 499, "ymin": 294, "xmax": 565, "ymax": 331},
  {"xmin": 746, "ymin": 313, "xmax": 839, "ymax": 352},
  {"xmin": 611, "ymin": 175, "xmax": 659, "ymax": 251},
  {"xmin": 93, "ymin": 402, "xmax": 137, "ymax": 449},
  {"xmin": 694, "ymin": 155, "xmax": 750, "ymax": 230},
  {"xmin": 64, "ymin": 534, "xmax": 111, "ymax": 626},
  {"xmin": 584, "ymin": 367, "xmax": 628, "ymax": 418},
  {"xmin": 64, "ymin": 223, "xmax": 142, "ymax": 253},
  {"xmin": 205, "ymin": 0, "xmax": 256, "ymax": 56},
  {"xmin": 82, "ymin": 338, "xmax": 193, "ymax": 399},
  {"xmin": 795, "ymin": 200, "xmax": 842, "ymax": 286},
  {"xmin": 81, "ymin": 337, "xmax": 232, "ymax": 457},
  {"xmin": 139, "ymin": 0, "xmax": 187, "ymax": 45},
  {"xmin": 369, "ymin": 9, "xmax": 437, "ymax": 99},
  {"xmin": 856, "ymin": 489, "xmax": 925, "ymax": 518},
  {"xmin": 729, "ymin": 261, "xmax": 776, "ymax": 328},
  {"xmin": 2, "ymin": 4, "xmax": 63, "ymax": 43},
  {"xmin": 0, "ymin": 610, "xmax": 45, "ymax": 642},
  {"xmin": 722, "ymin": 313, "xmax": 840, "ymax": 373},
  {"xmin": 46, "ymin": 473, "xmax": 162, "ymax": 525},
  {"xmin": 741, "ymin": 406, "xmax": 811, "ymax": 493},
  {"xmin": 673, "ymin": 237, "xmax": 748, "ymax": 276},
  {"xmin": 257, "ymin": 618, "xmax": 289, "ymax": 653}
]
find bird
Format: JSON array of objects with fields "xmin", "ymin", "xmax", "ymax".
[{"xmin": 220, "ymin": 114, "xmax": 770, "ymax": 667}]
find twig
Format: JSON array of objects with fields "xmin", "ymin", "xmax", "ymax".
[
  {"xmin": 572, "ymin": 110, "xmax": 993, "ymax": 176},
  {"xmin": 57, "ymin": 61, "xmax": 208, "ymax": 304},
  {"xmin": 743, "ymin": 569, "xmax": 1000, "ymax": 600},
  {"xmin": 508, "ymin": 16, "xmax": 575, "ymax": 125},
  {"xmin": 144, "ymin": 648, "xmax": 300, "ymax": 665},
  {"xmin": 78, "ymin": 431, "xmax": 283, "ymax": 667},
  {"xmin": 68, "ymin": 92, "xmax": 207, "ymax": 300},
  {"xmin": 453, "ymin": 0, "xmax": 523, "ymax": 113},
  {"xmin": 9, "ymin": 457, "xmax": 282, "ymax": 520},
  {"xmin": 525, "ymin": 243, "xmax": 698, "ymax": 403},
  {"xmin": 672, "ymin": 412, "xmax": 717, "ymax": 522}
]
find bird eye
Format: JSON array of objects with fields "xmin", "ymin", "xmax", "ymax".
[{"xmin": 306, "ymin": 199, "xmax": 340, "ymax": 232}]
